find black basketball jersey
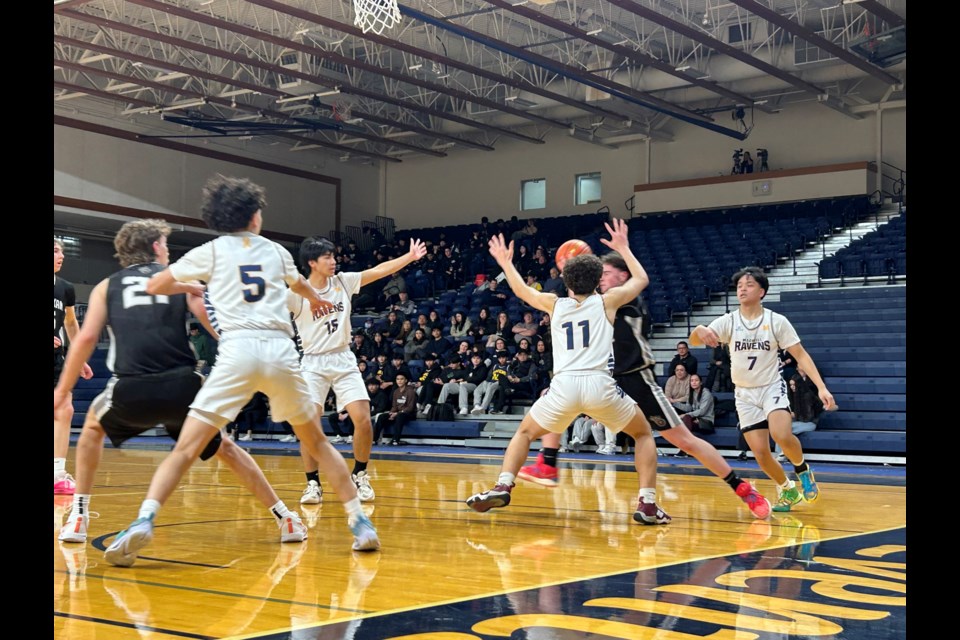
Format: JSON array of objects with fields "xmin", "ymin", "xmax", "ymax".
[
  {"xmin": 105, "ymin": 263, "xmax": 196, "ymax": 376},
  {"xmin": 54, "ymin": 275, "xmax": 76, "ymax": 359},
  {"xmin": 611, "ymin": 298, "xmax": 656, "ymax": 376}
]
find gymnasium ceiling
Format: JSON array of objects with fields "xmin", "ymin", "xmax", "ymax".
[{"xmin": 54, "ymin": 0, "xmax": 906, "ymax": 164}]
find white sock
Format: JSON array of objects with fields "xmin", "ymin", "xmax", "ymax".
[
  {"xmin": 497, "ymin": 472, "xmax": 516, "ymax": 487},
  {"xmin": 344, "ymin": 497, "xmax": 363, "ymax": 523},
  {"xmin": 639, "ymin": 488, "xmax": 657, "ymax": 504},
  {"xmin": 138, "ymin": 499, "xmax": 161, "ymax": 521},
  {"xmin": 54, "ymin": 458, "xmax": 66, "ymax": 477},
  {"xmin": 71, "ymin": 494, "xmax": 91, "ymax": 517},
  {"xmin": 269, "ymin": 500, "xmax": 293, "ymax": 523},
  {"xmin": 779, "ymin": 479, "xmax": 795, "ymax": 493}
]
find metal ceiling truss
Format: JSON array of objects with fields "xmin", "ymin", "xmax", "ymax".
[{"xmin": 55, "ymin": 0, "xmax": 905, "ymax": 160}]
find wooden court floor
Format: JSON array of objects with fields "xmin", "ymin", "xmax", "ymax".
[{"xmin": 55, "ymin": 447, "xmax": 906, "ymax": 640}]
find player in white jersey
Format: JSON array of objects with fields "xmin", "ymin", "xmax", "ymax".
[
  {"xmin": 692, "ymin": 266, "xmax": 835, "ymax": 512},
  {"xmin": 466, "ymin": 218, "xmax": 659, "ymax": 523},
  {"xmin": 103, "ymin": 176, "xmax": 379, "ymax": 567},
  {"xmin": 289, "ymin": 235, "xmax": 426, "ymax": 505}
]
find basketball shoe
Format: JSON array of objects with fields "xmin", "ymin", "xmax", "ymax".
[
  {"xmin": 466, "ymin": 483, "xmax": 514, "ymax": 512},
  {"xmin": 633, "ymin": 500, "xmax": 672, "ymax": 525},
  {"xmin": 104, "ymin": 515, "xmax": 154, "ymax": 567},
  {"xmin": 518, "ymin": 453, "xmax": 559, "ymax": 487},
  {"xmin": 735, "ymin": 481, "xmax": 771, "ymax": 519}
]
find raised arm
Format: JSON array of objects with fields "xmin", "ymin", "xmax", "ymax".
[
  {"xmin": 360, "ymin": 239, "xmax": 427, "ymax": 287},
  {"xmin": 598, "ymin": 218, "xmax": 649, "ymax": 313},
  {"xmin": 488, "ymin": 234, "xmax": 557, "ymax": 315}
]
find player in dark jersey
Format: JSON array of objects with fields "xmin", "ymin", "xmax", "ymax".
[
  {"xmin": 54, "ymin": 239, "xmax": 94, "ymax": 495},
  {"xmin": 55, "ymin": 219, "xmax": 310, "ymax": 549},
  {"xmin": 519, "ymin": 252, "xmax": 771, "ymax": 521}
]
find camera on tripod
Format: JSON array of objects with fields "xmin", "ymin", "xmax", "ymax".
[
  {"xmin": 731, "ymin": 148, "xmax": 744, "ymax": 175},
  {"xmin": 756, "ymin": 148, "xmax": 769, "ymax": 172}
]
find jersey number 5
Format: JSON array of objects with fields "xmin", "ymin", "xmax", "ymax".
[{"xmin": 239, "ymin": 265, "xmax": 266, "ymax": 302}]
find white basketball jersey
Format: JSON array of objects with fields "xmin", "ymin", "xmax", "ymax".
[
  {"xmin": 169, "ymin": 232, "xmax": 300, "ymax": 336},
  {"xmin": 288, "ymin": 272, "xmax": 362, "ymax": 355},
  {"xmin": 550, "ymin": 295, "xmax": 615, "ymax": 375},
  {"xmin": 708, "ymin": 308, "xmax": 800, "ymax": 388}
]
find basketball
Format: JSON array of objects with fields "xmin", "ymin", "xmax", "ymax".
[{"xmin": 555, "ymin": 239, "xmax": 592, "ymax": 270}]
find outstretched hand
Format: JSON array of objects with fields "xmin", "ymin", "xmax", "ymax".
[
  {"xmin": 599, "ymin": 217, "xmax": 630, "ymax": 254},
  {"xmin": 408, "ymin": 238, "xmax": 427, "ymax": 262},
  {"xmin": 819, "ymin": 388, "xmax": 836, "ymax": 412},
  {"xmin": 488, "ymin": 233, "xmax": 514, "ymax": 267}
]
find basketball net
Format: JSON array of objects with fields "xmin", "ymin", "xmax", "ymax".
[{"xmin": 353, "ymin": 0, "xmax": 402, "ymax": 35}]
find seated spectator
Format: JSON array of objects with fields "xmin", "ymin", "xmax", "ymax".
[
  {"xmin": 674, "ymin": 374, "xmax": 715, "ymax": 436},
  {"xmin": 373, "ymin": 371, "xmax": 417, "ymax": 446},
  {"xmin": 365, "ymin": 376, "xmax": 392, "ymax": 422},
  {"xmin": 350, "ymin": 331, "xmax": 375, "ymax": 363},
  {"xmin": 524, "ymin": 271, "xmax": 542, "ymax": 291},
  {"xmin": 537, "ymin": 312, "xmax": 552, "ymax": 348},
  {"xmin": 368, "ymin": 332, "xmax": 389, "ymax": 360},
  {"xmin": 491, "ymin": 348, "xmax": 538, "ymax": 413},
  {"xmin": 486, "ymin": 311, "xmax": 512, "ymax": 348},
  {"xmin": 415, "ymin": 312, "xmax": 430, "ymax": 335},
  {"xmin": 389, "ymin": 291, "xmax": 417, "ymax": 320},
  {"xmin": 511, "ymin": 310, "xmax": 539, "ymax": 345},
  {"xmin": 542, "ymin": 267, "xmax": 564, "ymax": 295},
  {"xmin": 370, "ymin": 352, "xmax": 390, "ymax": 390},
  {"xmin": 426, "ymin": 309, "xmax": 444, "ymax": 332},
  {"xmin": 468, "ymin": 306, "xmax": 496, "ymax": 343},
  {"xmin": 393, "ymin": 318, "xmax": 414, "ymax": 350},
  {"xmin": 477, "ymin": 278, "xmax": 509, "ymax": 308},
  {"xmin": 471, "ymin": 350, "xmax": 511, "ymax": 414},
  {"xmin": 516, "ymin": 337, "xmax": 534, "ymax": 354},
  {"xmin": 438, "ymin": 352, "xmax": 488, "ymax": 415},
  {"xmin": 412, "ymin": 353, "xmax": 442, "ymax": 408},
  {"xmin": 381, "ymin": 272, "xmax": 406, "ymax": 309},
  {"xmin": 452, "ymin": 339, "xmax": 472, "ymax": 365},
  {"xmin": 380, "ymin": 351, "xmax": 407, "ymax": 392},
  {"xmin": 531, "ymin": 253, "xmax": 551, "ymax": 281},
  {"xmin": 381, "ymin": 311, "xmax": 403, "ymax": 342},
  {"xmin": 404, "ymin": 327, "xmax": 430, "ymax": 359},
  {"xmin": 667, "ymin": 340, "xmax": 699, "ymax": 377},
  {"xmin": 356, "ymin": 359, "xmax": 370, "ymax": 379},
  {"xmin": 776, "ymin": 366, "xmax": 824, "ymax": 458},
  {"xmin": 449, "ymin": 311, "xmax": 472, "ymax": 339},
  {"xmin": 531, "ymin": 338, "xmax": 553, "ymax": 390},
  {"xmin": 419, "ymin": 325, "xmax": 451, "ymax": 360},
  {"xmin": 188, "ymin": 322, "xmax": 217, "ymax": 374},
  {"xmin": 664, "ymin": 363, "xmax": 692, "ymax": 406},
  {"xmin": 704, "ymin": 343, "xmax": 733, "ymax": 392}
]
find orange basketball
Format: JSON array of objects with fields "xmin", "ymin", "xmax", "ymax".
[{"xmin": 555, "ymin": 239, "xmax": 592, "ymax": 270}]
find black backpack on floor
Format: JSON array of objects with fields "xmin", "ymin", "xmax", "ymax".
[{"xmin": 428, "ymin": 402, "xmax": 456, "ymax": 421}]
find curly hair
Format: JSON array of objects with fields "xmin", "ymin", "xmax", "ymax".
[
  {"xmin": 732, "ymin": 266, "xmax": 769, "ymax": 297},
  {"xmin": 299, "ymin": 236, "xmax": 336, "ymax": 271},
  {"xmin": 200, "ymin": 175, "xmax": 266, "ymax": 232},
  {"xmin": 114, "ymin": 219, "xmax": 171, "ymax": 267},
  {"xmin": 561, "ymin": 254, "xmax": 603, "ymax": 295}
]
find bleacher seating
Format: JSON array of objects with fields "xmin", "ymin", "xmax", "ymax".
[
  {"xmin": 765, "ymin": 286, "xmax": 906, "ymax": 455},
  {"xmin": 818, "ymin": 211, "xmax": 906, "ymax": 285}
]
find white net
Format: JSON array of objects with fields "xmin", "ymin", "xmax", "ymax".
[{"xmin": 353, "ymin": 0, "xmax": 402, "ymax": 35}]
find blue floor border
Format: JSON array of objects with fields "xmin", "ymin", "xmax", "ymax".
[{"xmin": 75, "ymin": 435, "xmax": 905, "ymax": 486}]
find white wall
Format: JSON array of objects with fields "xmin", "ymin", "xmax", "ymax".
[
  {"xmin": 54, "ymin": 123, "xmax": 381, "ymax": 236},
  {"xmin": 383, "ymin": 100, "xmax": 906, "ymax": 229}
]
